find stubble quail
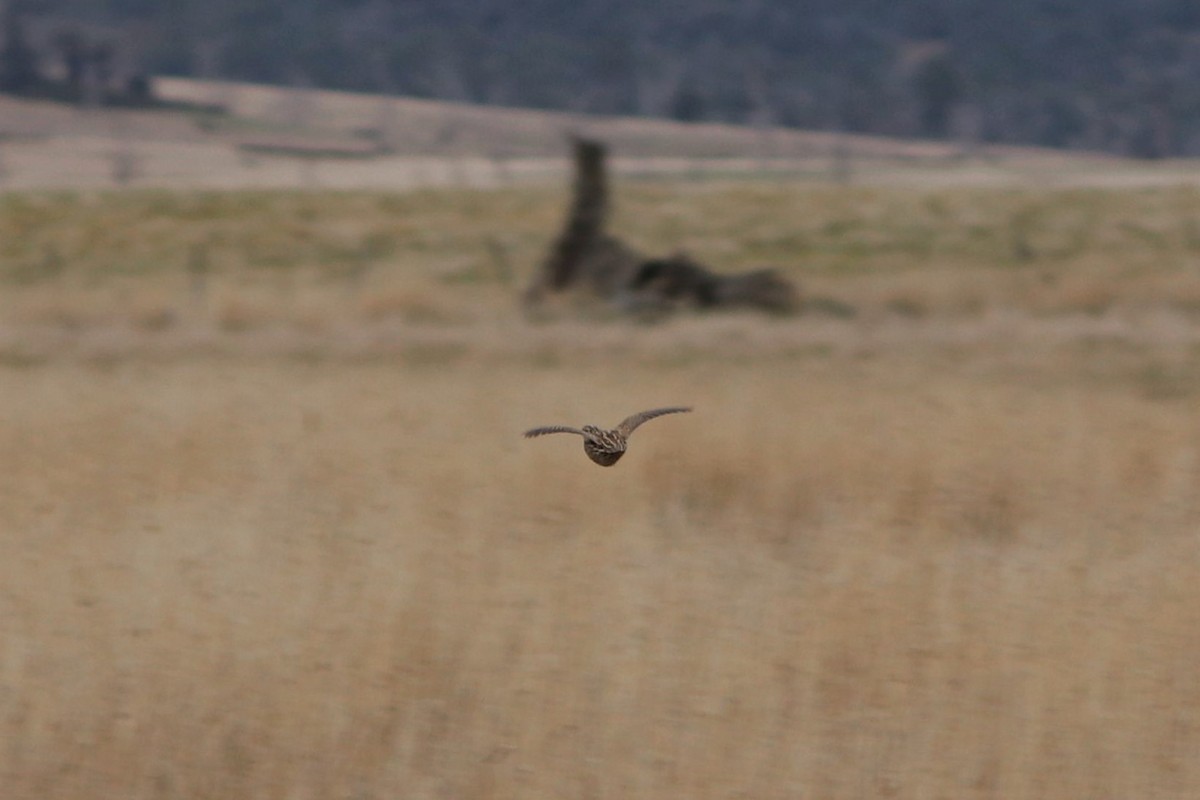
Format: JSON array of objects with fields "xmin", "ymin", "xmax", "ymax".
[{"xmin": 524, "ymin": 407, "xmax": 692, "ymax": 466}]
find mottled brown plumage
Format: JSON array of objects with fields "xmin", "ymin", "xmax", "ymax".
[{"xmin": 524, "ymin": 407, "xmax": 691, "ymax": 466}]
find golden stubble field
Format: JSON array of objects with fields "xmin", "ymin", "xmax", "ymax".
[{"xmin": 2, "ymin": 183, "xmax": 1200, "ymax": 799}]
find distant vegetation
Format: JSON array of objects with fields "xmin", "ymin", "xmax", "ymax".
[{"xmin": 4, "ymin": 0, "xmax": 1200, "ymax": 156}]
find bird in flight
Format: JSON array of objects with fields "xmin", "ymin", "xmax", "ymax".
[{"xmin": 524, "ymin": 407, "xmax": 692, "ymax": 466}]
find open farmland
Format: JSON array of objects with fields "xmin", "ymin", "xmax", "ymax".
[
  {"xmin": 2, "ymin": 181, "xmax": 1200, "ymax": 798},
  {"xmin": 6, "ymin": 78, "xmax": 1200, "ymax": 192}
]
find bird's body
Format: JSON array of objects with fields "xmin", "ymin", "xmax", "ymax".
[{"xmin": 524, "ymin": 407, "xmax": 691, "ymax": 466}]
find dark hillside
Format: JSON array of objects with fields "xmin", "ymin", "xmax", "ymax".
[{"xmin": 4, "ymin": 1, "xmax": 1200, "ymax": 155}]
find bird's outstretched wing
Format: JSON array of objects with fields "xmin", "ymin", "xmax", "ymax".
[
  {"xmin": 524, "ymin": 425, "xmax": 585, "ymax": 438},
  {"xmin": 616, "ymin": 407, "xmax": 692, "ymax": 437}
]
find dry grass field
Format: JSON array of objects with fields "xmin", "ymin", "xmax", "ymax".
[{"xmin": 2, "ymin": 181, "xmax": 1200, "ymax": 798}]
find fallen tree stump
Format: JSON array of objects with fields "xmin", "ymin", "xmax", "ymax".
[{"xmin": 524, "ymin": 137, "xmax": 800, "ymax": 316}]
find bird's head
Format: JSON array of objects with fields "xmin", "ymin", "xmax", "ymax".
[{"xmin": 581, "ymin": 424, "xmax": 603, "ymax": 438}]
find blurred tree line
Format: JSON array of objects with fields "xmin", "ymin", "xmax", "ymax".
[{"xmin": 4, "ymin": 0, "xmax": 1200, "ymax": 156}]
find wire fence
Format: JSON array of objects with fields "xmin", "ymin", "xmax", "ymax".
[
  {"xmin": 0, "ymin": 133, "xmax": 885, "ymax": 192},
  {"xmin": 0, "ymin": 78, "xmax": 1156, "ymax": 193}
]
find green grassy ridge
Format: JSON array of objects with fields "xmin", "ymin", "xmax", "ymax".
[{"xmin": 4, "ymin": 185, "xmax": 1200, "ymax": 286}]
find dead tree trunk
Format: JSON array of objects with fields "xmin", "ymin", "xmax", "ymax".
[
  {"xmin": 524, "ymin": 137, "xmax": 643, "ymax": 305},
  {"xmin": 524, "ymin": 137, "xmax": 800, "ymax": 316}
]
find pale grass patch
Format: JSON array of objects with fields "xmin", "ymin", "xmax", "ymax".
[
  {"xmin": 215, "ymin": 295, "xmax": 269, "ymax": 332},
  {"xmin": 280, "ymin": 283, "xmax": 356, "ymax": 335},
  {"xmin": 1138, "ymin": 268, "xmax": 1200, "ymax": 316},
  {"xmin": 126, "ymin": 291, "xmax": 178, "ymax": 332},
  {"xmin": 1025, "ymin": 269, "xmax": 1122, "ymax": 316},
  {"xmin": 857, "ymin": 270, "xmax": 992, "ymax": 319},
  {"xmin": 2, "ymin": 356, "xmax": 1199, "ymax": 799},
  {"xmin": 213, "ymin": 288, "xmax": 291, "ymax": 332},
  {"xmin": 358, "ymin": 283, "xmax": 462, "ymax": 324},
  {"xmin": 6, "ymin": 288, "xmax": 106, "ymax": 330}
]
